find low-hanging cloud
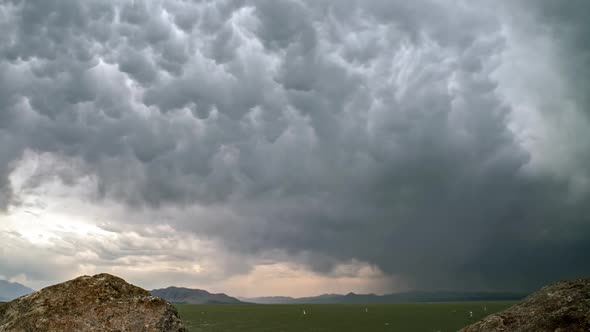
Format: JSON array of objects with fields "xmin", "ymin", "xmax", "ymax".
[{"xmin": 0, "ymin": 0, "xmax": 589, "ymax": 292}]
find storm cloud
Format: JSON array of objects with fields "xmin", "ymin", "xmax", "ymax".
[{"xmin": 0, "ymin": 0, "xmax": 589, "ymax": 293}]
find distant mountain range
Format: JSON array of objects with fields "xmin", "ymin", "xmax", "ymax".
[
  {"xmin": 240, "ymin": 291, "xmax": 528, "ymax": 304},
  {"xmin": 150, "ymin": 287, "xmax": 246, "ymax": 304},
  {"xmin": 1, "ymin": 277, "xmax": 527, "ymax": 306},
  {"xmin": 0, "ymin": 280, "xmax": 34, "ymax": 301}
]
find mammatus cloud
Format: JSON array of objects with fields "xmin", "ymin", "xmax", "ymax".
[{"xmin": 0, "ymin": 0, "xmax": 589, "ymax": 294}]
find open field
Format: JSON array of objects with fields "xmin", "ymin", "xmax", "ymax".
[{"xmin": 176, "ymin": 301, "xmax": 515, "ymax": 332}]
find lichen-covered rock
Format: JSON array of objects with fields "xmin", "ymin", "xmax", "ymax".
[
  {"xmin": 461, "ymin": 277, "xmax": 590, "ymax": 332},
  {"xmin": 0, "ymin": 273, "xmax": 187, "ymax": 332}
]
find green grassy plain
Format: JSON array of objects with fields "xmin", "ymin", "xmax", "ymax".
[{"xmin": 176, "ymin": 301, "xmax": 515, "ymax": 332}]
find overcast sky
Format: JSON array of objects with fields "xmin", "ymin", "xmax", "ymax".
[{"xmin": 0, "ymin": 0, "xmax": 589, "ymax": 297}]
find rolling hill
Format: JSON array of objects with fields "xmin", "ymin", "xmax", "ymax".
[
  {"xmin": 0, "ymin": 280, "xmax": 34, "ymax": 301},
  {"xmin": 151, "ymin": 286, "xmax": 246, "ymax": 304}
]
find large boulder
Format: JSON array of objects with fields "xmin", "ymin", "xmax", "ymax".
[
  {"xmin": 461, "ymin": 277, "xmax": 590, "ymax": 332},
  {"xmin": 0, "ymin": 273, "xmax": 187, "ymax": 332}
]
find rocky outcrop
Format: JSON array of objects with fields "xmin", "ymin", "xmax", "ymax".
[
  {"xmin": 461, "ymin": 277, "xmax": 590, "ymax": 332},
  {"xmin": 0, "ymin": 273, "xmax": 187, "ymax": 332}
]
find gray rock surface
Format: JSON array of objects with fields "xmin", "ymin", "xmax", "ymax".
[
  {"xmin": 0, "ymin": 273, "xmax": 187, "ymax": 332},
  {"xmin": 461, "ymin": 278, "xmax": 590, "ymax": 332}
]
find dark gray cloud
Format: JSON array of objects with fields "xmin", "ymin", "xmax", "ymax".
[{"xmin": 0, "ymin": 0, "xmax": 589, "ymax": 292}]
